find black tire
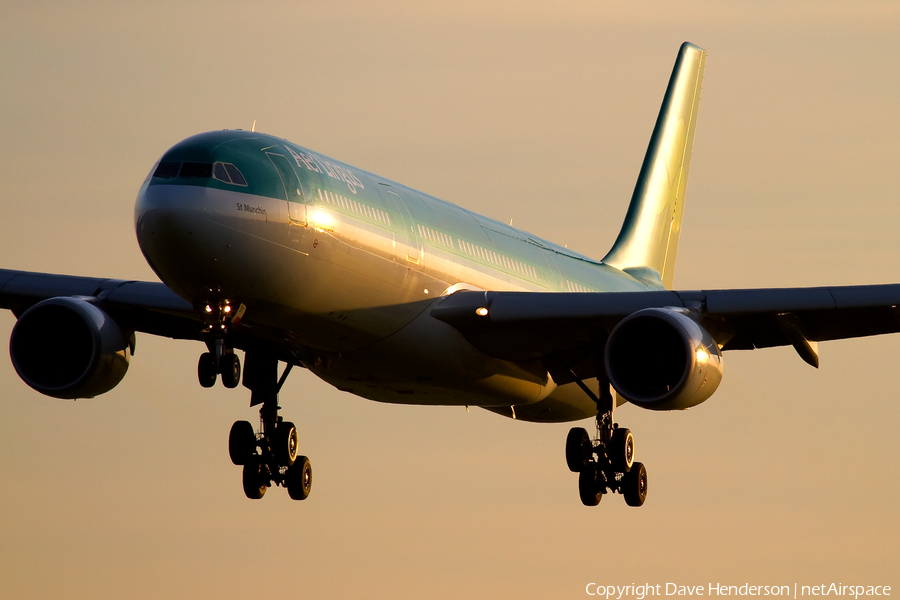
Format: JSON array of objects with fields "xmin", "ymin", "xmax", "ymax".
[
  {"xmin": 286, "ymin": 455, "xmax": 312, "ymax": 501},
  {"xmin": 610, "ymin": 427, "xmax": 635, "ymax": 473},
  {"xmin": 228, "ymin": 420, "xmax": 256, "ymax": 466},
  {"xmin": 565, "ymin": 427, "xmax": 592, "ymax": 473},
  {"xmin": 578, "ymin": 464, "xmax": 602, "ymax": 506},
  {"xmin": 220, "ymin": 353, "xmax": 241, "ymax": 389},
  {"xmin": 198, "ymin": 352, "xmax": 217, "ymax": 388},
  {"xmin": 623, "ymin": 461, "xmax": 648, "ymax": 507},
  {"xmin": 242, "ymin": 459, "xmax": 267, "ymax": 500},
  {"xmin": 274, "ymin": 421, "xmax": 299, "ymax": 467}
]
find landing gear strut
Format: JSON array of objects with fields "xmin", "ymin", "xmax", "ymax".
[
  {"xmin": 226, "ymin": 352, "xmax": 312, "ymax": 501},
  {"xmin": 566, "ymin": 374, "xmax": 647, "ymax": 507}
]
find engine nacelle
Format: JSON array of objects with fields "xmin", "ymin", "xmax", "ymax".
[
  {"xmin": 604, "ymin": 308, "xmax": 723, "ymax": 410},
  {"xmin": 9, "ymin": 297, "xmax": 132, "ymax": 399}
]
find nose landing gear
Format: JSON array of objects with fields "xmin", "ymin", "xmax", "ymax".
[
  {"xmin": 197, "ymin": 347, "xmax": 241, "ymax": 388},
  {"xmin": 197, "ymin": 297, "xmax": 242, "ymax": 389},
  {"xmin": 566, "ymin": 375, "xmax": 647, "ymax": 507}
]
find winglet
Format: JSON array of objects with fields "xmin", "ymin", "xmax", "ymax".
[{"xmin": 602, "ymin": 42, "xmax": 706, "ymax": 289}]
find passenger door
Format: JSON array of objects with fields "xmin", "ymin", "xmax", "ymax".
[
  {"xmin": 267, "ymin": 152, "xmax": 308, "ymax": 226},
  {"xmin": 385, "ymin": 189, "xmax": 420, "ymax": 264}
]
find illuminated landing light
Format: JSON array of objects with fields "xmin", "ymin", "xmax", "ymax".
[
  {"xmin": 311, "ymin": 209, "xmax": 334, "ymax": 232},
  {"xmin": 424, "ymin": 289, "xmax": 429, "ymax": 295},
  {"xmin": 695, "ymin": 347, "xmax": 710, "ymax": 365},
  {"xmin": 476, "ymin": 307, "xmax": 489, "ymax": 317}
]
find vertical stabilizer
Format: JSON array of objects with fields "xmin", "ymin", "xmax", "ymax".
[{"xmin": 602, "ymin": 42, "xmax": 706, "ymax": 289}]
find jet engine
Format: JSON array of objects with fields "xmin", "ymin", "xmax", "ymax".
[
  {"xmin": 604, "ymin": 308, "xmax": 722, "ymax": 410},
  {"xmin": 9, "ymin": 297, "xmax": 132, "ymax": 399}
]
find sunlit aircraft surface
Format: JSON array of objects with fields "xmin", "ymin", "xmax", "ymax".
[{"xmin": 3, "ymin": 42, "xmax": 899, "ymax": 506}]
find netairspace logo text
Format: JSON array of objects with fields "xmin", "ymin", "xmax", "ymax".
[{"xmin": 586, "ymin": 584, "xmax": 892, "ymax": 600}]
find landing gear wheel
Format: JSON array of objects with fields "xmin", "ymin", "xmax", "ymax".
[
  {"xmin": 198, "ymin": 352, "xmax": 217, "ymax": 388},
  {"xmin": 286, "ymin": 455, "xmax": 312, "ymax": 500},
  {"xmin": 578, "ymin": 465, "xmax": 603, "ymax": 506},
  {"xmin": 242, "ymin": 459, "xmax": 268, "ymax": 500},
  {"xmin": 220, "ymin": 353, "xmax": 241, "ymax": 389},
  {"xmin": 566, "ymin": 427, "xmax": 592, "ymax": 473},
  {"xmin": 274, "ymin": 421, "xmax": 299, "ymax": 467},
  {"xmin": 228, "ymin": 420, "xmax": 257, "ymax": 466},
  {"xmin": 623, "ymin": 461, "xmax": 648, "ymax": 507},
  {"xmin": 610, "ymin": 427, "xmax": 635, "ymax": 473}
]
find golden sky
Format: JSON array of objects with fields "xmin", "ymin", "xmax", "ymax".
[{"xmin": 0, "ymin": 1, "xmax": 897, "ymax": 598}]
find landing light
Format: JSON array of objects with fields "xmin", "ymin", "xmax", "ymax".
[{"xmin": 476, "ymin": 307, "xmax": 489, "ymax": 317}]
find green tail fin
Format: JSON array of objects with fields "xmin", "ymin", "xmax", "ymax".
[{"xmin": 602, "ymin": 42, "xmax": 706, "ymax": 289}]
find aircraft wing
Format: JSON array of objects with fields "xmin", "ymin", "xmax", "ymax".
[
  {"xmin": 6, "ymin": 267, "xmax": 900, "ymax": 375},
  {"xmin": 0, "ymin": 268, "xmax": 201, "ymax": 341},
  {"xmin": 430, "ymin": 285, "xmax": 900, "ymax": 376}
]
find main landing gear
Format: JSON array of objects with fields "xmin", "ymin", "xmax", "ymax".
[
  {"xmin": 200, "ymin": 345, "xmax": 311, "ymax": 500},
  {"xmin": 226, "ymin": 352, "xmax": 312, "ymax": 500},
  {"xmin": 565, "ymin": 376, "xmax": 647, "ymax": 507}
]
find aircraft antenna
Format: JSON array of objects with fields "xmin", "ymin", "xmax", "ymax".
[{"xmin": 251, "ymin": 120, "xmax": 257, "ymax": 132}]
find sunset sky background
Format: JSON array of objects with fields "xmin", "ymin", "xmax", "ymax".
[{"xmin": 0, "ymin": 1, "xmax": 897, "ymax": 598}]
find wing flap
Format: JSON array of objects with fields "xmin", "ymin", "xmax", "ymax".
[{"xmin": 704, "ymin": 287, "xmax": 836, "ymax": 314}]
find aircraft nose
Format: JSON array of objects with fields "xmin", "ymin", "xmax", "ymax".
[
  {"xmin": 135, "ymin": 182, "xmax": 228, "ymax": 296},
  {"xmin": 133, "ymin": 143, "xmax": 304, "ymax": 305},
  {"xmin": 134, "ymin": 138, "xmax": 267, "ymax": 288},
  {"xmin": 132, "ymin": 130, "xmax": 316, "ymax": 306}
]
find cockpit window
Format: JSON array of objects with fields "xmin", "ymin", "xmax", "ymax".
[
  {"xmin": 212, "ymin": 161, "xmax": 248, "ymax": 186},
  {"xmin": 180, "ymin": 162, "xmax": 213, "ymax": 178},
  {"xmin": 152, "ymin": 160, "xmax": 247, "ymax": 186},
  {"xmin": 224, "ymin": 163, "xmax": 247, "ymax": 186},
  {"xmin": 213, "ymin": 162, "xmax": 229, "ymax": 182},
  {"xmin": 153, "ymin": 162, "xmax": 181, "ymax": 178}
]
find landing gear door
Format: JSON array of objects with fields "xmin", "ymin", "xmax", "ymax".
[{"xmin": 267, "ymin": 152, "xmax": 308, "ymax": 226}]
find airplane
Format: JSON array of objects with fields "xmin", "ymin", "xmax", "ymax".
[{"xmin": 3, "ymin": 41, "xmax": 899, "ymax": 507}]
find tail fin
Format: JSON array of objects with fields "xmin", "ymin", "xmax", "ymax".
[{"xmin": 602, "ymin": 42, "xmax": 706, "ymax": 289}]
